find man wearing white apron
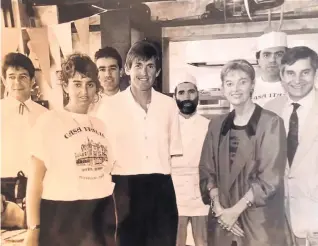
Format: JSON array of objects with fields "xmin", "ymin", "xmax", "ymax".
[
  {"xmin": 172, "ymin": 74, "xmax": 210, "ymax": 246},
  {"xmin": 252, "ymin": 31, "xmax": 288, "ymax": 107}
]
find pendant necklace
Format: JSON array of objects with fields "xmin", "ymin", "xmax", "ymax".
[
  {"xmin": 71, "ymin": 116, "xmax": 94, "ymax": 129},
  {"xmin": 64, "ymin": 106, "xmax": 94, "ymax": 129}
]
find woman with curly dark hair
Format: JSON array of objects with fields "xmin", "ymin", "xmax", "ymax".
[{"xmin": 24, "ymin": 53, "xmax": 117, "ymax": 246}]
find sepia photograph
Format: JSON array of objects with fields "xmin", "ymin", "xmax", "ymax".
[{"xmin": 1, "ymin": 0, "xmax": 318, "ymax": 245}]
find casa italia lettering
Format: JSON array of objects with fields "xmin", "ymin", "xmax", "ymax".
[
  {"xmin": 64, "ymin": 127, "xmax": 105, "ymax": 139},
  {"xmin": 253, "ymin": 92, "xmax": 284, "ymax": 100}
]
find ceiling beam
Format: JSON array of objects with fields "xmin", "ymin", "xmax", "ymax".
[
  {"xmin": 162, "ymin": 17, "xmax": 318, "ymax": 41},
  {"xmin": 145, "ymin": 0, "xmax": 318, "ymax": 21}
]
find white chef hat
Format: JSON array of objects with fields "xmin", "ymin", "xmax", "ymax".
[
  {"xmin": 257, "ymin": 31, "xmax": 287, "ymax": 51},
  {"xmin": 176, "ymin": 73, "xmax": 197, "ymax": 86}
]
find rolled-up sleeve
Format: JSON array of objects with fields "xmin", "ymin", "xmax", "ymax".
[
  {"xmin": 249, "ymin": 116, "xmax": 287, "ymax": 206},
  {"xmin": 199, "ymin": 122, "xmax": 217, "ymax": 205}
]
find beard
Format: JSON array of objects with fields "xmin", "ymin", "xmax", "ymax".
[{"xmin": 176, "ymin": 98, "xmax": 198, "ymax": 115}]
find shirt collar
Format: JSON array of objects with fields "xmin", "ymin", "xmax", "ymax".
[
  {"xmin": 126, "ymin": 85, "xmax": 155, "ymax": 109},
  {"xmin": 179, "ymin": 111, "xmax": 199, "ymax": 124},
  {"xmin": 221, "ymin": 104, "xmax": 262, "ymax": 137},
  {"xmin": 286, "ymin": 88, "xmax": 315, "ymax": 109},
  {"xmin": 100, "ymin": 89, "xmax": 120, "ymax": 98},
  {"xmin": 5, "ymin": 96, "xmax": 31, "ymax": 112}
]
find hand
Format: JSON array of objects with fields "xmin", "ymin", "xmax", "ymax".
[
  {"xmin": 229, "ymin": 222, "xmax": 245, "ymax": 238},
  {"xmin": 23, "ymin": 230, "xmax": 39, "ymax": 246},
  {"xmin": 218, "ymin": 206, "xmax": 242, "ymax": 232},
  {"xmin": 212, "ymin": 204, "xmax": 224, "ymax": 217},
  {"xmin": 217, "ymin": 217, "xmax": 245, "ymax": 238}
]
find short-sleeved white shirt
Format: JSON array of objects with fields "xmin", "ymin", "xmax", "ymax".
[
  {"xmin": 96, "ymin": 87, "xmax": 183, "ymax": 175},
  {"xmin": 1, "ymin": 96, "xmax": 47, "ymax": 177},
  {"xmin": 252, "ymin": 77, "xmax": 286, "ymax": 107},
  {"xmin": 30, "ymin": 109, "xmax": 115, "ymax": 201}
]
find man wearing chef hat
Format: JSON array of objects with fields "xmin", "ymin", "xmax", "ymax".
[
  {"xmin": 172, "ymin": 73, "xmax": 210, "ymax": 246},
  {"xmin": 252, "ymin": 31, "xmax": 288, "ymax": 106}
]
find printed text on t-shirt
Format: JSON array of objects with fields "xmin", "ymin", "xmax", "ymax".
[{"xmin": 64, "ymin": 127, "xmax": 105, "ymax": 139}]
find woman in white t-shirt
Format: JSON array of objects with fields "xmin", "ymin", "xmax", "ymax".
[{"xmin": 24, "ymin": 53, "xmax": 116, "ymax": 246}]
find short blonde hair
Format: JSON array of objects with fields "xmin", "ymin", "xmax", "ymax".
[{"xmin": 220, "ymin": 59, "xmax": 255, "ymax": 84}]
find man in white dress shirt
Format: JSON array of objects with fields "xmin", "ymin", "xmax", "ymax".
[
  {"xmin": 265, "ymin": 46, "xmax": 318, "ymax": 246},
  {"xmin": 96, "ymin": 40, "xmax": 183, "ymax": 246},
  {"xmin": 172, "ymin": 74, "xmax": 210, "ymax": 246},
  {"xmin": 252, "ymin": 31, "xmax": 288, "ymax": 106},
  {"xmin": 1, "ymin": 52, "xmax": 47, "ymax": 227}
]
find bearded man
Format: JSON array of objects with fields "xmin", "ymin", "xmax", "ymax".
[{"xmin": 172, "ymin": 74, "xmax": 210, "ymax": 246}]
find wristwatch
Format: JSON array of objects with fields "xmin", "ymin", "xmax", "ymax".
[{"xmin": 28, "ymin": 225, "xmax": 40, "ymax": 230}]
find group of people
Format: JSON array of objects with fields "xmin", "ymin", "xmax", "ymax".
[{"xmin": 0, "ymin": 31, "xmax": 317, "ymax": 246}]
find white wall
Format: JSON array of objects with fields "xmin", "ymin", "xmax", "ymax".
[{"xmin": 169, "ymin": 33, "xmax": 318, "ymax": 93}]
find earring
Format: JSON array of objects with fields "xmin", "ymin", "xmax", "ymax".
[
  {"xmin": 250, "ymin": 89, "xmax": 254, "ymax": 97},
  {"xmin": 93, "ymin": 94, "xmax": 99, "ymax": 104},
  {"xmin": 63, "ymin": 92, "xmax": 69, "ymax": 100}
]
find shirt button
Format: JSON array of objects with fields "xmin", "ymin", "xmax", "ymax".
[
  {"xmin": 145, "ymin": 156, "xmax": 148, "ymax": 159},
  {"xmin": 145, "ymin": 136, "xmax": 147, "ymax": 140}
]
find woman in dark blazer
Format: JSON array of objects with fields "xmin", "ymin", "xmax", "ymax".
[{"xmin": 199, "ymin": 59, "xmax": 291, "ymax": 246}]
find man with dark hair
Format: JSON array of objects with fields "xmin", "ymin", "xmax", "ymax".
[
  {"xmin": 252, "ymin": 31, "xmax": 288, "ymax": 106},
  {"xmin": 89, "ymin": 46, "xmax": 126, "ymax": 114},
  {"xmin": 94, "ymin": 46, "xmax": 124, "ymax": 94},
  {"xmin": 1, "ymin": 52, "xmax": 47, "ymax": 228},
  {"xmin": 265, "ymin": 46, "xmax": 318, "ymax": 246},
  {"xmin": 96, "ymin": 40, "xmax": 182, "ymax": 246},
  {"xmin": 172, "ymin": 74, "xmax": 210, "ymax": 246}
]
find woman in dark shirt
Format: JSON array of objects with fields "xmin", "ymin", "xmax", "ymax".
[{"xmin": 199, "ymin": 59, "xmax": 291, "ymax": 246}]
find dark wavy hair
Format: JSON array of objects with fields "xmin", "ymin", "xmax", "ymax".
[
  {"xmin": 281, "ymin": 46, "xmax": 318, "ymax": 74},
  {"xmin": 94, "ymin": 46, "xmax": 122, "ymax": 69},
  {"xmin": 2, "ymin": 52, "xmax": 35, "ymax": 79},
  {"xmin": 61, "ymin": 53, "xmax": 102, "ymax": 105}
]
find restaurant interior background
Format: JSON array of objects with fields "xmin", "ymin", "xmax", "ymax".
[
  {"xmin": 1, "ymin": 0, "xmax": 318, "ymax": 244},
  {"xmin": 1, "ymin": 0, "xmax": 318, "ymax": 118}
]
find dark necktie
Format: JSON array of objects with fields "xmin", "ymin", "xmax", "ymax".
[{"xmin": 287, "ymin": 103, "xmax": 300, "ymax": 166}]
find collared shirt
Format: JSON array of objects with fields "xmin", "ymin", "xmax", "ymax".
[
  {"xmin": 88, "ymin": 91, "xmax": 119, "ymax": 115},
  {"xmin": 1, "ymin": 96, "xmax": 48, "ymax": 177},
  {"xmin": 252, "ymin": 77, "xmax": 286, "ymax": 107},
  {"xmin": 96, "ymin": 87, "xmax": 183, "ymax": 175},
  {"xmin": 282, "ymin": 89, "xmax": 315, "ymax": 141},
  {"xmin": 171, "ymin": 113, "xmax": 210, "ymax": 216}
]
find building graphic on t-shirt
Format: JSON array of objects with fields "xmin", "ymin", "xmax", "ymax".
[{"xmin": 75, "ymin": 138, "xmax": 108, "ymax": 167}]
